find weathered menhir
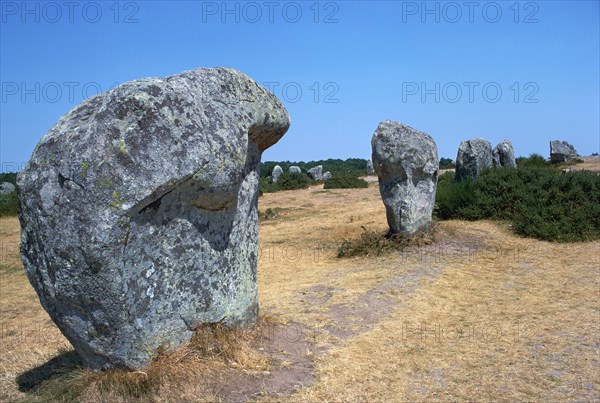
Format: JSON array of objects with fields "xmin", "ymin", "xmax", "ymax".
[
  {"xmin": 371, "ymin": 120, "xmax": 439, "ymax": 235},
  {"xmin": 18, "ymin": 68, "xmax": 290, "ymax": 370}
]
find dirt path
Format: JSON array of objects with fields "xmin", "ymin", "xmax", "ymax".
[{"xmin": 212, "ymin": 216, "xmax": 493, "ymax": 401}]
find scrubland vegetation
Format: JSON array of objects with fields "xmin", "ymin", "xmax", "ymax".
[
  {"xmin": 435, "ymin": 154, "xmax": 600, "ymax": 242},
  {"xmin": 323, "ymin": 173, "xmax": 368, "ymax": 190},
  {"xmin": 0, "ymin": 173, "xmax": 18, "ymax": 217}
]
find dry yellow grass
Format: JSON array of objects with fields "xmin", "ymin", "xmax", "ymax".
[
  {"xmin": 1, "ymin": 183, "xmax": 598, "ymax": 401},
  {"xmin": 1, "ymin": 217, "xmax": 73, "ymax": 400},
  {"xmin": 572, "ymin": 155, "xmax": 600, "ymax": 172},
  {"xmin": 294, "ymin": 222, "xmax": 600, "ymax": 401}
]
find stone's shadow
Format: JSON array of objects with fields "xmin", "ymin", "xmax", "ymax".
[{"xmin": 16, "ymin": 350, "xmax": 82, "ymax": 392}]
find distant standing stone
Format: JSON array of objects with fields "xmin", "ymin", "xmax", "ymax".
[
  {"xmin": 371, "ymin": 120, "xmax": 439, "ymax": 235},
  {"xmin": 366, "ymin": 160, "xmax": 375, "ymax": 175},
  {"xmin": 17, "ymin": 67, "xmax": 290, "ymax": 370},
  {"xmin": 550, "ymin": 140, "xmax": 578, "ymax": 163},
  {"xmin": 289, "ymin": 165, "xmax": 301, "ymax": 174},
  {"xmin": 272, "ymin": 165, "xmax": 283, "ymax": 183},
  {"xmin": 322, "ymin": 171, "xmax": 332, "ymax": 180},
  {"xmin": 455, "ymin": 138, "xmax": 493, "ymax": 181},
  {"xmin": 493, "ymin": 140, "xmax": 517, "ymax": 168},
  {"xmin": 0, "ymin": 182, "xmax": 15, "ymax": 195},
  {"xmin": 307, "ymin": 165, "xmax": 323, "ymax": 181}
]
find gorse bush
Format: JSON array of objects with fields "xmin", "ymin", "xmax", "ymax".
[
  {"xmin": 515, "ymin": 153, "xmax": 549, "ymax": 168},
  {"xmin": 516, "ymin": 153, "xmax": 583, "ymax": 169},
  {"xmin": 259, "ymin": 172, "xmax": 311, "ymax": 194},
  {"xmin": 435, "ymin": 165, "xmax": 600, "ymax": 242},
  {"xmin": 434, "ymin": 172, "xmax": 477, "ymax": 220},
  {"xmin": 0, "ymin": 172, "xmax": 17, "ymax": 184},
  {"xmin": 511, "ymin": 170, "xmax": 599, "ymax": 241},
  {"xmin": 0, "ymin": 192, "xmax": 19, "ymax": 217},
  {"xmin": 0, "ymin": 172, "xmax": 18, "ymax": 217},
  {"xmin": 323, "ymin": 173, "xmax": 368, "ymax": 189},
  {"xmin": 278, "ymin": 172, "xmax": 310, "ymax": 190},
  {"xmin": 439, "ymin": 157, "xmax": 455, "ymax": 169},
  {"xmin": 258, "ymin": 177, "xmax": 279, "ymax": 194}
]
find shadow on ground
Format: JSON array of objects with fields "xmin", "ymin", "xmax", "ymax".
[{"xmin": 16, "ymin": 350, "xmax": 81, "ymax": 392}]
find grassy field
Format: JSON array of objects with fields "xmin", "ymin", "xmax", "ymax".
[{"xmin": 1, "ymin": 175, "xmax": 599, "ymax": 401}]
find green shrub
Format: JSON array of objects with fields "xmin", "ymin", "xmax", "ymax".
[
  {"xmin": 515, "ymin": 153, "xmax": 549, "ymax": 168},
  {"xmin": 510, "ymin": 170, "xmax": 600, "ymax": 242},
  {"xmin": 0, "ymin": 191, "xmax": 18, "ymax": 217},
  {"xmin": 259, "ymin": 172, "xmax": 310, "ymax": 194},
  {"xmin": 323, "ymin": 173, "xmax": 368, "ymax": 189},
  {"xmin": 439, "ymin": 157, "xmax": 455, "ymax": 169},
  {"xmin": 278, "ymin": 172, "xmax": 310, "ymax": 190},
  {"xmin": 259, "ymin": 177, "xmax": 279, "ymax": 194},
  {"xmin": 0, "ymin": 172, "xmax": 17, "ymax": 184},
  {"xmin": 434, "ymin": 172, "xmax": 477, "ymax": 220},
  {"xmin": 0, "ymin": 172, "xmax": 19, "ymax": 217},
  {"xmin": 434, "ymin": 166, "xmax": 600, "ymax": 242}
]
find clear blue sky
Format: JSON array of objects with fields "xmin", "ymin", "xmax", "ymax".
[{"xmin": 1, "ymin": 1, "xmax": 599, "ymax": 170}]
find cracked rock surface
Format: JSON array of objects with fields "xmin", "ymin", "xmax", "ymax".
[
  {"xmin": 371, "ymin": 120, "xmax": 438, "ymax": 235},
  {"xmin": 493, "ymin": 139, "xmax": 517, "ymax": 168},
  {"xmin": 17, "ymin": 68, "xmax": 290, "ymax": 370},
  {"xmin": 455, "ymin": 138, "xmax": 493, "ymax": 182},
  {"xmin": 550, "ymin": 140, "xmax": 578, "ymax": 163}
]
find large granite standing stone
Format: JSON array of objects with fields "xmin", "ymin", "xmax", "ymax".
[
  {"xmin": 455, "ymin": 138, "xmax": 493, "ymax": 181},
  {"xmin": 17, "ymin": 68, "xmax": 290, "ymax": 370},
  {"xmin": 272, "ymin": 165, "xmax": 283, "ymax": 183},
  {"xmin": 366, "ymin": 160, "xmax": 374, "ymax": 175},
  {"xmin": 289, "ymin": 165, "xmax": 301, "ymax": 174},
  {"xmin": 493, "ymin": 140, "xmax": 516, "ymax": 168},
  {"xmin": 550, "ymin": 140, "xmax": 578, "ymax": 163},
  {"xmin": 371, "ymin": 121, "xmax": 438, "ymax": 235},
  {"xmin": 322, "ymin": 171, "xmax": 332, "ymax": 181},
  {"xmin": 307, "ymin": 165, "xmax": 323, "ymax": 181},
  {"xmin": 0, "ymin": 182, "xmax": 15, "ymax": 195}
]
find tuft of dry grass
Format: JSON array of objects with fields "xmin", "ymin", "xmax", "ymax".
[
  {"xmin": 258, "ymin": 207, "xmax": 287, "ymax": 222},
  {"xmin": 20, "ymin": 321, "xmax": 273, "ymax": 402},
  {"xmin": 337, "ymin": 223, "xmax": 437, "ymax": 258}
]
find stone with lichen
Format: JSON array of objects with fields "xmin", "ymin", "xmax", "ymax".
[
  {"xmin": 17, "ymin": 67, "xmax": 290, "ymax": 370},
  {"xmin": 371, "ymin": 120, "xmax": 439, "ymax": 235}
]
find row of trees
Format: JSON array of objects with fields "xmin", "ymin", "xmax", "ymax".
[
  {"xmin": 260, "ymin": 158, "xmax": 368, "ymax": 178},
  {"xmin": 261, "ymin": 157, "xmax": 456, "ymax": 177}
]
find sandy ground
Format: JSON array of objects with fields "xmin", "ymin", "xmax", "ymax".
[
  {"xmin": 570, "ymin": 155, "xmax": 600, "ymax": 171},
  {"xmin": 1, "ymin": 173, "xmax": 599, "ymax": 401}
]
